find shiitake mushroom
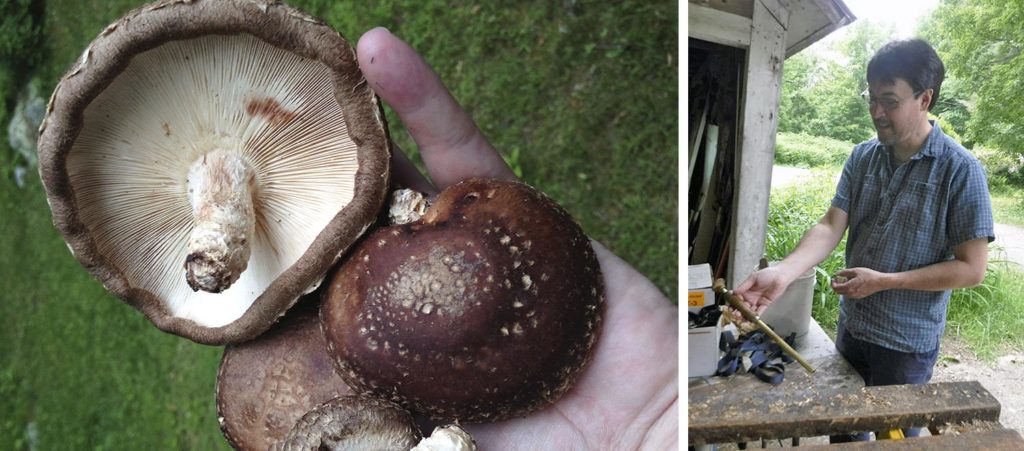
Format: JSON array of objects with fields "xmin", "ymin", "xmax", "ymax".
[{"xmin": 321, "ymin": 178, "xmax": 605, "ymax": 422}]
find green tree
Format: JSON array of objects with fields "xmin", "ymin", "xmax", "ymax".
[
  {"xmin": 778, "ymin": 20, "xmax": 894, "ymax": 144},
  {"xmin": 922, "ymin": 0, "xmax": 1024, "ymax": 153}
]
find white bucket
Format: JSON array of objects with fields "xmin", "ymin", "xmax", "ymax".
[{"xmin": 759, "ymin": 263, "xmax": 815, "ymax": 345}]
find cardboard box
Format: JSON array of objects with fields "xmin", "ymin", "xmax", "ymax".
[
  {"xmin": 688, "ymin": 317, "xmax": 722, "ymax": 378},
  {"xmin": 688, "ymin": 264, "xmax": 720, "ymax": 377},
  {"xmin": 687, "ymin": 264, "xmax": 714, "ymax": 313}
]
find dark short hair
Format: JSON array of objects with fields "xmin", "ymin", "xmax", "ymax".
[{"xmin": 866, "ymin": 39, "xmax": 945, "ymax": 111}]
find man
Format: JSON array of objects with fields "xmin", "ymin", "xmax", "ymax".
[{"xmin": 733, "ymin": 39, "xmax": 993, "ymax": 442}]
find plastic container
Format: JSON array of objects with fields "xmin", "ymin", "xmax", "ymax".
[{"xmin": 759, "ymin": 263, "xmax": 815, "ymax": 345}]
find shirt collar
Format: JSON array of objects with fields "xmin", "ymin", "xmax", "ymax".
[
  {"xmin": 917, "ymin": 119, "xmax": 945, "ymax": 159},
  {"xmin": 883, "ymin": 119, "xmax": 946, "ymax": 161}
]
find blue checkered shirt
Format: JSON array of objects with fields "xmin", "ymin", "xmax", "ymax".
[{"xmin": 831, "ymin": 122, "xmax": 994, "ymax": 353}]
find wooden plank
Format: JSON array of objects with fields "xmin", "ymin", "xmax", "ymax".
[
  {"xmin": 689, "ymin": 3, "xmax": 752, "ymax": 49},
  {"xmin": 817, "ymin": 427, "xmax": 1024, "ymax": 449},
  {"xmin": 688, "ymin": 380, "xmax": 1002, "ymax": 445},
  {"xmin": 727, "ymin": 0, "xmax": 787, "ymax": 287}
]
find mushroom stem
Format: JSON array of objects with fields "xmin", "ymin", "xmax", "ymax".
[
  {"xmin": 412, "ymin": 425, "xmax": 477, "ymax": 451},
  {"xmin": 388, "ymin": 188, "xmax": 431, "ymax": 225},
  {"xmin": 185, "ymin": 149, "xmax": 257, "ymax": 293}
]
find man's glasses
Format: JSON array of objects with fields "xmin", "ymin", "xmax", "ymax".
[{"xmin": 861, "ymin": 89, "xmax": 924, "ymax": 112}]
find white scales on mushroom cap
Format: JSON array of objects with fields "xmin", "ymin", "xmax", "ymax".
[{"xmin": 66, "ymin": 34, "xmax": 359, "ymax": 327}]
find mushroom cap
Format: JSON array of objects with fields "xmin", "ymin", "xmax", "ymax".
[
  {"xmin": 216, "ymin": 297, "xmax": 350, "ymax": 451},
  {"xmin": 321, "ymin": 178, "xmax": 605, "ymax": 422},
  {"xmin": 276, "ymin": 394, "xmax": 422, "ymax": 451},
  {"xmin": 36, "ymin": 0, "xmax": 390, "ymax": 344}
]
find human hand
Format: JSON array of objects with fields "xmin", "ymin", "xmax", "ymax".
[
  {"xmin": 732, "ymin": 266, "xmax": 791, "ymax": 316},
  {"xmin": 355, "ymin": 28, "xmax": 678, "ymax": 450},
  {"xmin": 832, "ymin": 267, "xmax": 887, "ymax": 299}
]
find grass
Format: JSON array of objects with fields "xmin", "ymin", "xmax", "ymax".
[
  {"xmin": 767, "ymin": 166, "xmax": 1024, "ymax": 360},
  {"xmin": 1, "ymin": 1, "xmax": 677, "ymax": 448},
  {"xmin": 773, "ymin": 132, "xmax": 855, "ymax": 168},
  {"xmin": 990, "ymin": 191, "xmax": 1024, "ymax": 226}
]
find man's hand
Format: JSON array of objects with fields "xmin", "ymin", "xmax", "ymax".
[
  {"xmin": 356, "ymin": 28, "xmax": 678, "ymax": 450},
  {"xmin": 732, "ymin": 266, "xmax": 792, "ymax": 316},
  {"xmin": 832, "ymin": 267, "xmax": 888, "ymax": 299}
]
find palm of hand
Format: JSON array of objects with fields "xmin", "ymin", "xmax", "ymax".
[{"xmin": 356, "ymin": 28, "xmax": 678, "ymax": 450}]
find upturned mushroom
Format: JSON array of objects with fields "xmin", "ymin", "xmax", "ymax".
[
  {"xmin": 36, "ymin": 0, "xmax": 390, "ymax": 344},
  {"xmin": 277, "ymin": 395, "xmax": 477, "ymax": 451},
  {"xmin": 321, "ymin": 178, "xmax": 605, "ymax": 422},
  {"xmin": 216, "ymin": 297, "xmax": 350, "ymax": 451}
]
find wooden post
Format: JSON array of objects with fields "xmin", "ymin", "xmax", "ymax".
[{"xmin": 728, "ymin": 0, "xmax": 791, "ymax": 287}]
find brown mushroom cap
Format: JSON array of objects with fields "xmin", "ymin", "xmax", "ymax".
[
  {"xmin": 36, "ymin": 0, "xmax": 390, "ymax": 344},
  {"xmin": 216, "ymin": 297, "xmax": 351, "ymax": 451},
  {"xmin": 321, "ymin": 178, "xmax": 605, "ymax": 422},
  {"xmin": 276, "ymin": 395, "xmax": 422, "ymax": 451}
]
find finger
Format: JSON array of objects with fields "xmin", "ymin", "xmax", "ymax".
[
  {"xmin": 356, "ymin": 27, "xmax": 517, "ymax": 188},
  {"xmin": 835, "ymin": 268, "xmax": 856, "ymax": 278},
  {"xmin": 388, "ymin": 140, "xmax": 437, "ymax": 194},
  {"xmin": 755, "ymin": 305, "xmax": 768, "ymax": 316},
  {"xmin": 734, "ymin": 275, "xmax": 756, "ymax": 294}
]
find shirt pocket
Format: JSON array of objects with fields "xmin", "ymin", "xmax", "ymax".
[
  {"xmin": 895, "ymin": 181, "xmax": 941, "ymax": 269},
  {"xmin": 895, "ymin": 181, "xmax": 937, "ymax": 228}
]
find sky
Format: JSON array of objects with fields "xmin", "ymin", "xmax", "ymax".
[{"xmin": 817, "ymin": 0, "xmax": 942, "ymax": 46}]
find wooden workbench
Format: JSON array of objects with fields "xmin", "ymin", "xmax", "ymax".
[{"xmin": 687, "ymin": 319, "xmax": 1020, "ymax": 447}]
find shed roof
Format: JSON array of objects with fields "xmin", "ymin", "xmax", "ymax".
[{"xmin": 689, "ymin": 0, "xmax": 856, "ymax": 58}]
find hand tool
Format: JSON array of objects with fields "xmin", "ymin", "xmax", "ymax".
[{"xmin": 713, "ymin": 278, "xmax": 815, "ymax": 373}]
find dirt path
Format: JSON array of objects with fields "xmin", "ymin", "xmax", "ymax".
[
  {"xmin": 993, "ymin": 223, "xmax": 1024, "ymax": 270},
  {"xmin": 771, "ymin": 165, "xmax": 1024, "ymax": 436},
  {"xmin": 931, "ymin": 335, "xmax": 1024, "ymax": 435}
]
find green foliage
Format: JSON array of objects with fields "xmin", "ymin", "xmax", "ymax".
[
  {"xmin": 929, "ymin": 76, "xmax": 973, "ymax": 146},
  {"xmin": 990, "ymin": 193, "xmax": 1024, "ymax": 227},
  {"xmin": 973, "ymin": 145, "xmax": 1024, "ymax": 190},
  {"xmin": 0, "ymin": 0, "xmax": 44, "ymax": 164},
  {"xmin": 947, "ymin": 255, "xmax": 1024, "ymax": 360},
  {"xmin": 773, "ymin": 132, "xmax": 854, "ymax": 168},
  {"xmin": 922, "ymin": 0, "xmax": 1024, "ymax": 169}
]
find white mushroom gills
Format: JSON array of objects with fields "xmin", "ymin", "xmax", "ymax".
[
  {"xmin": 185, "ymin": 149, "xmax": 258, "ymax": 292},
  {"xmin": 64, "ymin": 34, "xmax": 360, "ymax": 327}
]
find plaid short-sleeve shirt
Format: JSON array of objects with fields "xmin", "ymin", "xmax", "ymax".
[{"xmin": 831, "ymin": 122, "xmax": 994, "ymax": 353}]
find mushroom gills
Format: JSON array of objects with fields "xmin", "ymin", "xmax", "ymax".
[{"xmin": 185, "ymin": 149, "xmax": 257, "ymax": 293}]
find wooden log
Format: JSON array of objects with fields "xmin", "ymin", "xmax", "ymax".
[
  {"xmin": 815, "ymin": 427, "xmax": 1024, "ymax": 449},
  {"xmin": 688, "ymin": 380, "xmax": 1001, "ymax": 445}
]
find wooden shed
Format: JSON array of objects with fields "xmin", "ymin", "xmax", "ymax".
[{"xmin": 687, "ymin": 0, "xmax": 855, "ymax": 286}]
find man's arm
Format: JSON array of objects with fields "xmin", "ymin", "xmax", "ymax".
[
  {"xmin": 777, "ymin": 206, "xmax": 850, "ymax": 280},
  {"xmin": 833, "ymin": 237, "xmax": 988, "ymax": 298},
  {"xmin": 735, "ymin": 206, "xmax": 848, "ymax": 314}
]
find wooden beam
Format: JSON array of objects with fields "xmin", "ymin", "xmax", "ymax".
[
  {"xmin": 688, "ymin": 3, "xmax": 752, "ymax": 49},
  {"xmin": 822, "ymin": 427, "xmax": 1024, "ymax": 449},
  {"xmin": 688, "ymin": 381, "xmax": 1002, "ymax": 445},
  {"xmin": 728, "ymin": 0, "xmax": 787, "ymax": 287},
  {"xmin": 759, "ymin": 0, "xmax": 792, "ymax": 30}
]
